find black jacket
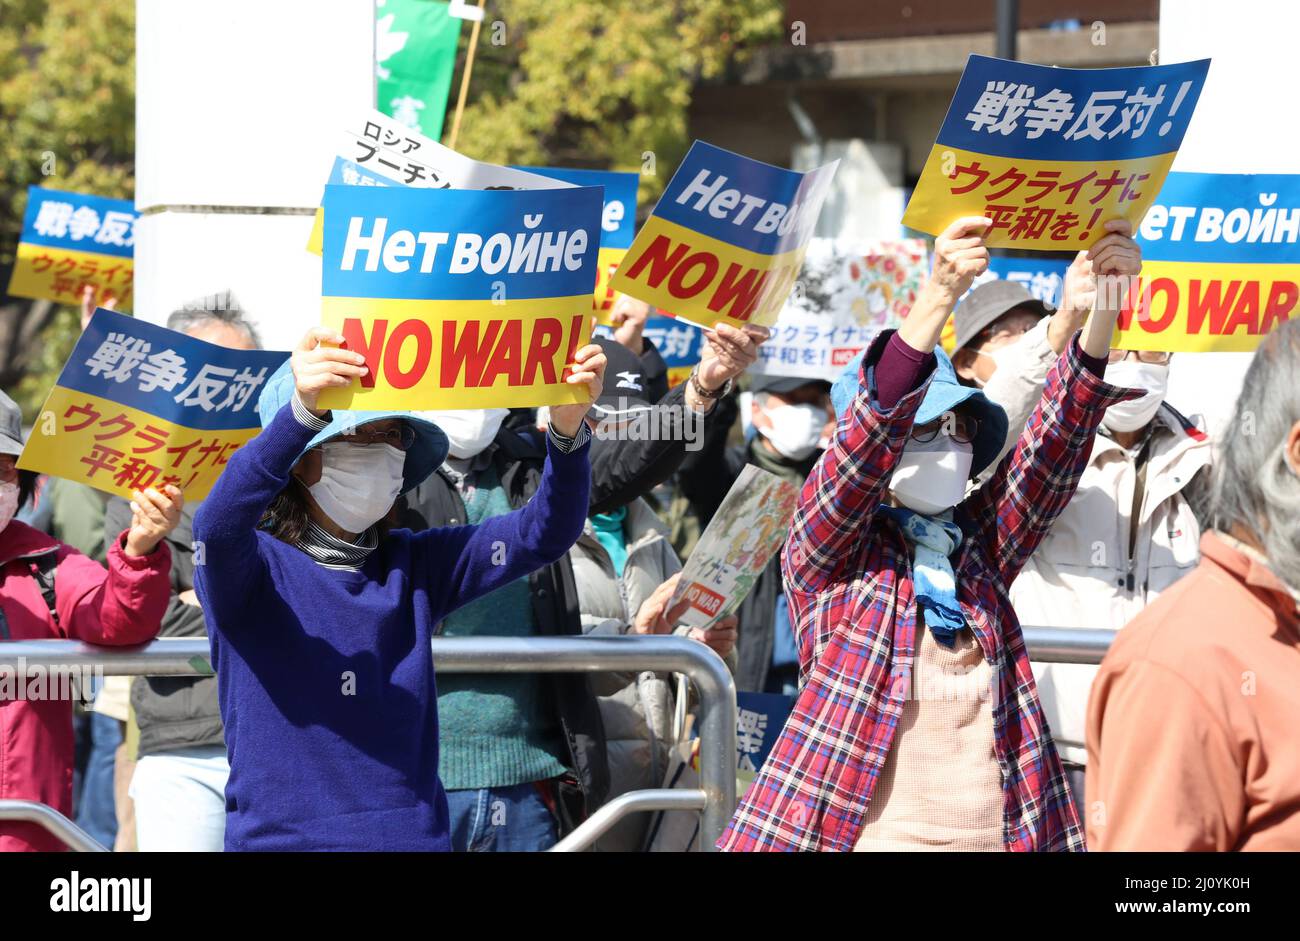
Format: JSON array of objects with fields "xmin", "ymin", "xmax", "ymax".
[{"xmin": 103, "ymin": 498, "xmax": 225, "ymax": 757}]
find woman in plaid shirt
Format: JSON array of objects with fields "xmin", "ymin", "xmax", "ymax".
[{"xmin": 720, "ymin": 216, "xmax": 1143, "ymax": 852}]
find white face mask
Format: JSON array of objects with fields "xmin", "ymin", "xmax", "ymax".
[
  {"xmin": 888, "ymin": 435, "xmax": 974, "ymax": 515},
  {"xmin": 758, "ymin": 403, "xmax": 826, "ymax": 460},
  {"xmin": 419, "ymin": 408, "xmax": 508, "ymax": 459},
  {"xmin": 968, "ymin": 331, "xmax": 1030, "ymax": 389},
  {"xmin": 1102, "ymin": 360, "xmax": 1169, "ymax": 433},
  {"xmin": 307, "ymin": 441, "xmax": 405, "ymax": 534},
  {"xmin": 0, "ymin": 479, "xmax": 19, "ymax": 533}
]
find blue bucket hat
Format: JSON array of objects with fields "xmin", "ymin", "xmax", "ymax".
[
  {"xmin": 256, "ymin": 359, "xmax": 448, "ymax": 494},
  {"xmin": 830, "ymin": 345, "xmax": 1009, "ymax": 478}
]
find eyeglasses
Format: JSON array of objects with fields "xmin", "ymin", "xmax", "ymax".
[
  {"xmin": 1107, "ymin": 349, "xmax": 1173, "ymax": 365},
  {"xmin": 334, "ymin": 425, "xmax": 416, "ymax": 451},
  {"xmin": 0, "ymin": 456, "xmax": 17, "ymax": 482},
  {"xmin": 911, "ymin": 412, "xmax": 980, "ymax": 445}
]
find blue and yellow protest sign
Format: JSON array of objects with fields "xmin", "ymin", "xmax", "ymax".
[
  {"xmin": 609, "ymin": 142, "xmax": 838, "ymax": 331},
  {"xmin": 1114, "ymin": 172, "xmax": 1300, "ymax": 352},
  {"xmin": 643, "ymin": 315, "xmax": 704, "ymax": 387},
  {"xmin": 316, "ymin": 182, "xmax": 603, "ymax": 411},
  {"xmin": 7, "ymin": 187, "xmax": 137, "ymax": 310},
  {"xmin": 735, "ymin": 691, "xmax": 795, "ymax": 780},
  {"xmin": 18, "ymin": 309, "xmax": 288, "ymax": 501},
  {"xmin": 904, "ymin": 55, "xmax": 1210, "ymax": 251},
  {"xmin": 518, "ymin": 167, "xmax": 639, "ymax": 325}
]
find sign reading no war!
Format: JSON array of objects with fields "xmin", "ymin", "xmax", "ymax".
[
  {"xmin": 904, "ymin": 55, "xmax": 1209, "ymax": 250},
  {"xmin": 19, "ymin": 309, "xmax": 289, "ymax": 501},
  {"xmin": 609, "ymin": 142, "xmax": 838, "ymax": 330},
  {"xmin": 1115, "ymin": 172, "xmax": 1300, "ymax": 352},
  {"xmin": 317, "ymin": 183, "xmax": 603, "ymax": 411}
]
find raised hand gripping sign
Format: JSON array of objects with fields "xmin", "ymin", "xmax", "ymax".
[
  {"xmin": 609, "ymin": 141, "xmax": 838, "ymax": 331},
  {"xmin": 19, "ymin": 309, "xmax": 289, "ymax": 501},
  {"xmin": 904, "ymin": 55, "xmax": 1210, "ymax": 251},
  {"xmin": 1115, "ymin": 172, "xmax": 1300, "ymax": 352},
  {"xmin": 316, "ymin": 183, "xmax": 604, "ymax": 411}
]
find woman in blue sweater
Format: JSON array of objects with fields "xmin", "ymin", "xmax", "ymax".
[{"xmin": 193, "ymin": 327, "xmax": 605, "ymax": 851}]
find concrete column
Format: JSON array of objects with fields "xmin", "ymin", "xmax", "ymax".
[{"xmin": 134, "ymin": 0, "xmax": 376, "ymax": 352}]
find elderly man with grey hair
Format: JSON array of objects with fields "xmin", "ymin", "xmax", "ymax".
[
  {"xmin": 105, "ymin": 293, "xmax": 261, "ymax": 851},
  {"xmin": 1086, "ymin": 317, "xmax": 1300, "ymax": 851}
]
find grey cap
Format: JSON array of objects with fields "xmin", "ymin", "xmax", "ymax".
[
  {"xmin": 0, "ymin": 390, "xmax": 26, "ymax": 457},
  {"xmin": 952, "ymin": 280, "xmax": 1054, "ymax": 353}
]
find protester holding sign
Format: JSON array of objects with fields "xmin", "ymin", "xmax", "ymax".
[
  {"xmin": 0, "ymin": 390, "xmax": 181, "ymax": 853},
  {"xmin": 720, "ymin": 214, "xmax": 1143, "ymax": 852},
  {"xmin": 108, "ymin": 299, "xmax": 264, "ymax": 852},
  {"xmin": 190, "ymin": 327, "xmax": 606, "ymax": 851},
  {"xmin": 950, "ymin": 254, "xmax": 1093, "ymax": 483},
  {"xmin": 676, "ymin": 371, "xmax": 833, "ymax": 694}
]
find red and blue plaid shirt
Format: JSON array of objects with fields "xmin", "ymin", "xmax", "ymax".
[{"xmin": 718, "ymin": 331, "xmax": 1136, "ymax": 852}]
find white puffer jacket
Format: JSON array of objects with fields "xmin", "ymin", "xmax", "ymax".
[{"xmin": 1010, "ymin": 403, "xmax": 1213, "ymax": 765}]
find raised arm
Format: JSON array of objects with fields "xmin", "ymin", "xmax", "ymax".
[
  {"xmin": 192, "ymin": 327, "xmax": 368, "ymax": 600},
  {"xmin": 782, "ymin": 218, "xmax": 990, "ymax": 593},
  {"xmin": 58, "ymin": 485, "xmax": 181, "ymax": 645},
  {"xmin": 587, "ymin": 322, "xmax": 767, "ymax": 514},
  {"xmin": 962, "ymin": 220, "xmax": 1144, "ymax": 585},
  {"xmin": 415, "ymin": 342, "xmax": 603, "ymax": 614}
]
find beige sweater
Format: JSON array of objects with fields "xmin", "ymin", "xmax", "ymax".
[{"xmin": 853, "ymin": 625, "xmax": 1005, "ymax": 851}]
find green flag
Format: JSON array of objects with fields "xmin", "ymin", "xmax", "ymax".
[{"xmin": 375, "ymin": 0, "xmax": 463, "ymax": 140}]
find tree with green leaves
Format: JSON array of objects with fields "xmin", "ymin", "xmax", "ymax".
[
  {"xmin": 0, "ymin": 0, "xmax": 134, "ymax": 418},
  {"xmin": 454, "ymin": 0, "xmax": 783, "ymax": 204},
  {"xmin": 0, "ymin": 0, "xmax": 779, "ymax": 419}
]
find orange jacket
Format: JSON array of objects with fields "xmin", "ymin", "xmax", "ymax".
[{"xmin": 1087, "ymin": 531, "xmax": 1300, "ymax": 850}]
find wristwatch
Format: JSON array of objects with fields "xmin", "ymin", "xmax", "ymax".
[{"xmin": 688, "ymin": 365, "xmax": 732, "ymax": 400}]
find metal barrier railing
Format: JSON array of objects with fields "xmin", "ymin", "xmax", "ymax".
[
  {"xmin": 0, "ymin": 799, "xmax": 109, "ymax": 852},
  {"xmin": 1022, "ymin": 627, "xmax": 1117, "ymax": 665},
  {"xmin": 0, "ymin": 635, "xmax": 737, "ymax": 854},
  {"xmin": 1, "ymin": 628, "xmax": 1113, "ymax": 852}
]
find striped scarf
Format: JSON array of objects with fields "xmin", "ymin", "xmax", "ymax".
[{"xmin": 295, "ymin": 518, "xmax": 377, "ymax": 571}]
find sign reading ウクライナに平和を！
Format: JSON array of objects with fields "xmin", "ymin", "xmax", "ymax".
[
  {"xmin": 306, "ymin": 110, "xmax": 572, "ymax": 255},
  {"xmin": 1114, "ymin": 172, "xmax": 1300, "ymax": 352},
  {"xmin": 7, "ymin": 187, "xmax": 137, "ymax": 310},
  {"xmin": 18, "ymin": 309, "xmax": 289, "ymax": 501},
  {"xmin": 316, "ymin": 182, "xmax": 603, "ymax": 411},
  {"xmin": 903, "ymin": 55, "xmax": 1210, "ymax": 250},
  {"xmin": 519, "ymin": 167, "xmax": 639, "ymax": 325},
  {"xmin": 608, "ymin": 141, "xmax": 838, "ymax": 331}
]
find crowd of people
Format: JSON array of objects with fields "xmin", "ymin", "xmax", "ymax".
[{"xmin": 1, "ymin": 209, "xmax": 1298, "ymax": 852}]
